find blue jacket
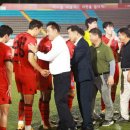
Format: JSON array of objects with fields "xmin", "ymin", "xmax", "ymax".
[{"xmin": 71, "ymin": 38, "xmax": 94, "ymax": 83}]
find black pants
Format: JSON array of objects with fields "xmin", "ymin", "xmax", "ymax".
[
  {"xmin": 76, "ymin": 81, "xmax": 94, "ymax": 130},
  {"xmin": 53, "ymin": 72, "xmax": 75, "ymax": 129}
]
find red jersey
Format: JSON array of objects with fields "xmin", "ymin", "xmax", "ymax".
[
  {"xmin": 37, "ymin": 36, "xmax": 52, "ymax": 90},
  {"xmin": 102, "ymin": 35, "xmax": 119, "ymax": 62},
  {"xmin": 13, "ymin": 32, "xmax": 37, "ymax": 75},
  {"xmin": 0, "ymin": 42, "xmax": 12, "ymax": 86},
  {"xmin": 66, "ymin": 40, "xmax": 75, "ymax": 59},
  {"xmin": 38, "ymin": 36, "xmax": 52, "ymax": 69}
]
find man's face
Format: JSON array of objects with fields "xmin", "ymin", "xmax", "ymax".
[
  {"xmin": 118, "ymin": 32, "xmax": 127, "ymax": 43},
  {"xmin": 89, "ymin": 21, "xmax": 98, "ymax": 30},
  {"xmin": 104, "ymin": 25, "xmax": 114, "ymax": 35},
  {"xmin": 90, "ymin": 33, "xmax": 98, "ymax": 45},
  {"xmin": 4, "ymin": 34, "xmax": 10, "ymax": 43},
  {"xmin": 47, "ymin": 25, "xmax": 57, "ymax": 41},
  {"xmin": 33, "ymin": 27, "xmax": 42, "ymax": 37},
  {"xmin": 67, "ymin": 29, "xmax": 77, "ymax": 43}
]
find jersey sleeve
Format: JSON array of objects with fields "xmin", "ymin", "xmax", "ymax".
[
  {"xmin": 4, "ymin": 46, "xmax": 12, "ymax": 62},
  {"xmin": 28, "ymin": 38, "xmax": 37, "ymax": 53}
]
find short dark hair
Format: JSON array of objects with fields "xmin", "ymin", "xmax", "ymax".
[
  {"xmin": 89, "ymin": 28, "xmax": 102, "ymax": 38},
  {"xmin": 29, "ymin": 19, "xmax": 43, "ymax": 29},
  {"xmin": 127, "ymin": 24, "xmax": 130, "ymax": 30},
  {"xmin": 85, "ymin": 17, "xmax": 97, "ymax": 29},
  {"xmin": 0, "ymin": 25, "xmax": 13, "ymax": 38},
  {"xmin": 103, "ymin": 21, "xmax": 114, "ymax": 29},
  {"xmin": 118, "ymin": 27, "xmax": 130, "ymax": 38},
  {"xmin": 67, "ymin": 25, "xmax": 85, "ymax": 36},
  {"xmin": 46, "ymin": 21, "xmax": 61, "ymax": 32}
]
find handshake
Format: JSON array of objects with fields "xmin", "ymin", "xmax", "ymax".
[{"xmin": 40, "ymin": 69, "xmax": 50, "ymax": 77}]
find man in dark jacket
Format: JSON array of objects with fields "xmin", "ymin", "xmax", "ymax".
[{"xmin": 67, "ymin": 25, "xmax": 94, "ymax": 130}]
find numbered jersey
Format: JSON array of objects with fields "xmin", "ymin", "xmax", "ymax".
[{"xmin": 13, "ymin": 32, "xmax": 37, "ymax": 74}]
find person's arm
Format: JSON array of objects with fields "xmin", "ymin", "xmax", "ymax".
[
  {"xmin": 5, "ymin": 61, "xmax": 13, "ymax": 97},
  {"xmin": 107, "ymin": 59, "xmax": 115, "ymax": 86},
  {"xmin": 105, "ymin": 46, "xmax": 115, "ymax": 86},
  {"xmin": 73, "ymin": 45, "xmax": 87, "ymax": 64},
  {"xmin": 29, "ymin": 43, "xmax": 63, "ymax": 62},
  {"xmin": 28, "ymin": 52, "xmax": 49, "ymax": 77},
  {"xmin": 109, "ymin": 60, "xmax": 115, "ymax": 77}
]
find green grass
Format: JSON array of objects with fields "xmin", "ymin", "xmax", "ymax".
[{"xmin": 8, "ymin": 74, "xmax": 130, "ymax": 130}]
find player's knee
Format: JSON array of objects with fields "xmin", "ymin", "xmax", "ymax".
[{"xmin": 0, "ymin": 107, "xmax": 9, "ymax": 116}]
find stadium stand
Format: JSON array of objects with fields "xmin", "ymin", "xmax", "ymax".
[
  {"xmin": 1, "ymin": 0, "xmax": 130, "ymax": 3},
  {"xmin": 0, "ymin": 10, "xmax": 29, "ymax": 37},
  {"xmin": 0, "ymin": 9, "xmax": 130, "ymax": 37},
  {"xmin": 86, "ymin": 10, "xmax": 104, "ymax": 33},
  {"xmin": 95, "ymin": 9, "xmax": 130, "ymax": 29}
]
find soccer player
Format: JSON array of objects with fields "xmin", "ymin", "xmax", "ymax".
[
  {"xmin": 37, "ymin": 36, "xmax": 52, "ymax": 129},
  {"xmin": 84, "ymin": 17, "xmax": 98, "ymax": 46},
  {"xmin": 0, "ymin": 25, "xmax": 13, "ymax": 130},
  {"xmin": 66, "ymin": 40, "xmax": 75, "ymax": 111},
  {"xmin": 13, "ymin": 19, "xmax": 49, "ymax": 130},
  {"xmin": 101, "ymin": 22, "xmax": 119, "ymax": 113}
]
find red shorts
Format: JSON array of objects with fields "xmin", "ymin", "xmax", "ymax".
[
  {"xmin": 37, "ymin": 72, "xmax": 52, "ymax": 91},
  {"xmin": 14, "ymin": 65, "xmax": 37, "ymax": 95},
  {"xmin": 0, "ymin": 85, "xmax": 11, "ymax": 105}
]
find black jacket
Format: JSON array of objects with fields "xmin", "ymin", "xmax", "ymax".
[{"xmin": 71, "ymin": 38, "xmax": 94, "ymax": 83}]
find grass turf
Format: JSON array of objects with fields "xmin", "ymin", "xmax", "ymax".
[{"xmin": 8, "ymin": 75, "xmax": 130, "ymax": 130}]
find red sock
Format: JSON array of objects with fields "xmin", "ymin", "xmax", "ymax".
[
  {"xmin": 43, "ymin": 102, "xmax": 50, "ymax": 126},
  {"xmin": 39, "ymin": 98, "xmax": 44, "ymax": 122},
  {"xmin": 0, "ymin": 126, "xmax": 6, "ymax": 130},
  {"xmin": 39, "ymin": 99, "xmax": 50, "ymax": 126},
  {"xmin": 24, "ymin": 104, "xmax": 32, "ymax": 125},
  {"xmin": 68, "ymin": 95, "xmax": 74, "ymax": 110},
  {"xmin": 18, "ymin": 100, "xmax": 24, "ymax": 121},
  {"xmin": 101, "ymin": 97, "xmax": 105, "ymax": 111},
  {"xmin": 111, "ymin": 92, "xmax": 116, "ymax": 103}
]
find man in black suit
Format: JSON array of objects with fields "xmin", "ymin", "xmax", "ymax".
[{"xmin": 67, "ymin": 25, "xmax": 94, "ymax": 130}]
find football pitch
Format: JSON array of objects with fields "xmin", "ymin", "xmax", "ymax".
[{"xmin": 8, "ymin": 75, "xmax": 130, "ymax": 130}]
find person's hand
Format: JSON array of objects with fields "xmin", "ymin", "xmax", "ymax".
[
  {"xmin": 127, "ymin": 71, "xmax": 130, "ymax": 82},
  {"xmin": 40, "ymin": 69, "xmax": 50, "ymax": 77},
  {"xmin": 107, "ymin": 75, "xmax": 114, "ymax": 86},
  {"xmin": 28, "ymin": 43, "xmax": 38, "ymax": 53},
  {"xmin": 6, "ymin": 85, "xmax": 12, "ymax": 99}
]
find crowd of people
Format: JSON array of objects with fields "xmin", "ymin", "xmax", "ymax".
[{"xmin": 0, "ymin": 17, "xmax": 130, "ymax": 130}]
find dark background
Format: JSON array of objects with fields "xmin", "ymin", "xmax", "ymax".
[{"xmin": 0, "ymin": 0, "xmax": 130, "ymax": 3}]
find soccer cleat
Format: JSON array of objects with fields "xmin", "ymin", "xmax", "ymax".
[
  {"xmin": 17, "ymin": 124, "xmax": 25, "ymax": 130},
  {"xmin": 102, "ymin": 120, "xmax": 114, "ymax": 126},
  {"xmin": 116, "ymin": 116, "xmax": 129, "ymax": 123}
]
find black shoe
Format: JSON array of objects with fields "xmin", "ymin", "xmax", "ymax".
[
  {"xmin": 93, "ymin": 112, "xmax": 102, "ymax": 121},
  {"xmin": 76, "ymin": 121, "xmax": 82, "ymax": 129},
  {"xmin": 113, "ymin": 113, "xmax": 120, "ymax": 121},
  {"xmin": 102, "ymin": 120, "xmax": 114, "ymax": 126},
  {"xmin": 81, "ymin": 127, "xmax": 94, "ymax": 130},
  {"xmin": 99, "ymin": 113, "xmax": 105, "ymax": 119},
  {"xmin": 116, "ymin": 116, "xmax": 129, "ymax": 123},
  {"xmin": 67, "ymin": 127, "xmax": 77, "ymax": 130}
]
